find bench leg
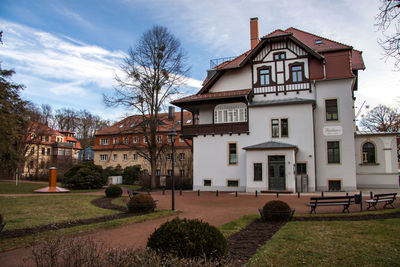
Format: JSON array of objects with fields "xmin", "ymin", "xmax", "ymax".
[
  {"xmin": 342, "ymin": 204, "xmax": 350, "ymax": 213},
  {"xmin": 367, "ymin": 202, "xmax": 377, "ymax": 210},
  {"xmin": 383, "ymin": 201, "xmax": 395, "ymax": 209},
  {"xmin": 310, "ymin": 206, "xmax": 316, "ymax": 214}
]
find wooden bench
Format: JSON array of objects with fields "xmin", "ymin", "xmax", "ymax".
[
  {"xmin": 366, "ymin": 193, "xmax": 397, "ymax": 210},
  {"xmin": 306, "ymin": 196, "xmax": 354, "ymax": 214}
]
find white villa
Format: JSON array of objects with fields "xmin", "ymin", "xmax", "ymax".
[{"xmin": 172, "ymin": 18, "xmax": 399, "ymax": 192}]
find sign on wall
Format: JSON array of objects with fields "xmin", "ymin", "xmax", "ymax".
[{"xmin": 323, "ymin": 126, "xmax": 343, "ymax": 136}]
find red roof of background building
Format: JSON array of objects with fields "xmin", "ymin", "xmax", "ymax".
[{"xmin": 95, "ymin": 111, "xmax": 192, "ymax": 135}]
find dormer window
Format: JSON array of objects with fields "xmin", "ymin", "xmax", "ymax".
[
  {"xmin": 315, "ymin": 39, "xmax": 323, "ymax": 45},
  {"xmin": 291, "ymin": 65, "xmax": 303, "ymax": 83},
  {"xmin": 273, "ymin": 52, "xmax": 286, "ymax": 60}
]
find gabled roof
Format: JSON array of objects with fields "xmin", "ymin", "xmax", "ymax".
[
  {"xmin": 95, "ymin": 111, "xmax": 192, "ymax": 136},
  {"xmin": 285, "ymin": 27, "xmax": 352, "ymax": 52},
  {"xmin": 173, "ymin": 26, "xmax": 365, "ymax": 104},
  {"xmin": 243, "ymin": 141, "xmax": 298, "ymax": 150}
]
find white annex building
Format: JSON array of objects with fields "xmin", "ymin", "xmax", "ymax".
[{"xmin": 172, "ymin": 18, "xmax": 399, "ymax": 192}]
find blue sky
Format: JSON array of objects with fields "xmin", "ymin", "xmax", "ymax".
[{"xmin": 1, "ymin": 0, "xmax": 399, "ymax": 121}]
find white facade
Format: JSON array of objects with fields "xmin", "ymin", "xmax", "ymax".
[{"xmin": 174, "ymin": 26, "xmax": 399, "ymax": 192}]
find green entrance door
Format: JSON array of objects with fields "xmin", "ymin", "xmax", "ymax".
[{"xmin": 268, "ymin": 156, "xmax": 285, "ymax": 190}]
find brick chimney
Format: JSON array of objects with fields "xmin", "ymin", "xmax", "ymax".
[
  {"xmin": 250, "ymin": 17, "xmax": 259, "ymax": 49},
  {"xmin": 168, "ymin": 106, "xmax": 175, "ymax": 121}
]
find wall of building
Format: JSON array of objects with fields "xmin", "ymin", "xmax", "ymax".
[
  {"xmin": 209, "ymin": 64, "xmax": 252, "ymax": 93},
  {"xmin": 245, "ymin": 149, "xmax": 296, "ymax": 192},
  {"xmin": 314, "ymin": 78, "xmax": 357, "ymax": 191},
  {"xmin": 94, "ymin": 147, "xmax": 192, "ymax": 177},
  {"xmin": 355, "ymin": 134, "xmax": 399, "ymax": 188},
  {"xmin": 193, "ymin": 103, "xmax": 316, "ymax": 192}
]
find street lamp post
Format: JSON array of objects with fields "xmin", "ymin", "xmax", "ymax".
[{"xmin": 168, "ymin": 129, "xmax": 177, "ymax": 211}]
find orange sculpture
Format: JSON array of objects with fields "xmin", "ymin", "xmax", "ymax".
[{"xmin": 34, "ymin": 167, "xmax": 70, "ymax": 193}]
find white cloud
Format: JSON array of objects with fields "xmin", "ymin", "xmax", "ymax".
[
  {"xmin": 0, "ymin": 19, "xmax": 202, "ymax": 120},
  {"xmin": 121, "ymin": 0, "xmax": 399, "ymax": 110}
]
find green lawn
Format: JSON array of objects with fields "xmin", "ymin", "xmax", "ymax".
[
  {"xmin": 247, "ymin": 219, "xmax": 400, "ymax": 266},
  {"xmin": 0, "ymin": 195, "xmax": 118, "ymax": 230},
  {"xmin": 0, "ymin": 181, "xmax": 47, "ymax": 194}
]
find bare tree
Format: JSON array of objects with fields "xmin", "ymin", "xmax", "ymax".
[
  {"xmin": 76, "ymin": 110, "xmax": 110, "ymax": 159},
  {"xmin": 376, "ymin": 0, "xmax": 400, "ymax": 69},
  {"xmin": 54, "ymin": 108, "xmax": 79, "ymax": 132},
  {"xmin": 40, "ymin": 104, "xmax": 53, "ymax": 126},
  {"xmin": 360, "ymin": 104, "xmax": 400, "ymax": 132},
  {"xmin": 104, "ymin": 25, "xmax": 189, "ymax": 188}
]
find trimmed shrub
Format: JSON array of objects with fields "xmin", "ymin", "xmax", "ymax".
[
  {"xmin": 262, "ymin": 200, "xmax": 292, "ymax": 221},
  {"xmin": 122, "ymin": 165, "xmax": 141, "ymax": 185},
  {"xmin": 62, "ymin": 162, "xmax": 106, "ymax": 189},
  {"xmin": 105, "ymin": 185, "xmax": 123, "ymax": 198},
  {"xmin": 147, "ymin": 217, "xmax": 227, "ymax": 259},
  {"xmin": 127, "ymin": 194, "xmax": 154, "ymax": 213}
]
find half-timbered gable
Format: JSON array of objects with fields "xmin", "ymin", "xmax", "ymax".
[{"xmin": 172, "ymin": 18, "xmax": 398, "ymax": 193}]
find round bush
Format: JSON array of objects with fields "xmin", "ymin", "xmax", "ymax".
[
  {"xmin": 127, "ymin": 194, "xmax": 154, "ymax": 213},
  {"xmin": 105, "ymin": 185, "xmax": 123, "ymax": 198},
  {"xmin": 262, "ymin": 200, "xmax": 292, "ymax": 221},
  {"xmin": 62, "ymin": 162, "xmax": 107, "ymax": 189},
  {"xmin": 147, "ymin": 217, "xmax": 227, "ymax": 259}
]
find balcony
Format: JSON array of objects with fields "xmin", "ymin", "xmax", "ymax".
[{"xmin": 182, "ymin": 122, "xmax": 249, "ymax": 136}]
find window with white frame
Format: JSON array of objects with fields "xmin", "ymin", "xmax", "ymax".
[
  {"xmin": 167, "ymin": 153, "xmax": 172, "ymax": 160},
  {"xmin": 100, "ymin": 138, "xmax": 109, "ymax": 145},
  {"xmin": 180, "ymin": 169, "xmax": 185, "ymax": 176},
  {"xmin": 100, "ymin": 154, "xmax": 108, "ymax": 161},
  {"xmin": 113, "ymin": 154, "xmax": 117, "ymax": 161},
  {"xmin": 133, "ymin": 153, "xmax": 138, "ymax": 161},
  {"xmin": 179, "ymin": 153, "xmax": 185, "ymax": 160},
  {"xmin": 133, "ymin": 136, "xmax": 139, "ymax": 143},
  {"xmin": 123, "ymin": 137, "xmax": 129, "ymax": 144},
  {"xmin": 113, "ymin": 137, "xmax": 119, "ymax": 144},
  {"xmin": 214, "ymin": 103, "xmax": 247, "ymax": 124},
  {"xmin": 123, "ymin": 154, "xmax": 128, "ymax": 161},
  {"xmin": 143, "ymin": 136, "xmax": 148, "ymax": 143},
  {"xmin": 156, "ymin": 135, "xmax": 162, "ymax": 143}
]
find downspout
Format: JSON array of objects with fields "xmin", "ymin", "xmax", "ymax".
[
  {"xmin": 312, "ymin": 80, "xmax": 317, "ymax": 192},
  {"xmin": 323, "ymin": 59, "xmax": 326, "ymax": 79}
]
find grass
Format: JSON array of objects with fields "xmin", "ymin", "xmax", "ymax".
[
  {"xmin": 247, "ymin": 219, "xmax": 400, "ymax": 266},
  {"xmin": 0, "ymin": 181, "xmax": 47, "ymax": 194},
  {"xmin": 219, "ymin": 214, "xmax": 259, "ymax": 238},
  {"xmin": 295, "ymin": 207, "xmax": 400, "ymax": 217},
  {"xmin": 0, "ymin": 209, "xmax": 175, "ymax": 252},
  {"xmin": 0, "ymin": 195, "xmax": 118, "ymax": 230},
  {"xmin": 0, "ymin": 181, "xmax": 101, "ymax": 194},
  {"xmin": 111, "ymin": 196, "xmax": 128, "ymax": 207}
]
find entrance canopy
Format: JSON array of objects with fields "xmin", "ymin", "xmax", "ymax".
[{"xmin": 243, "ymin": 141, "xmax": 297, "ymax": 151}]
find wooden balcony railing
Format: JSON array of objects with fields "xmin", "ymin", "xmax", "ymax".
[{"xmin": 182, "ymin": 122, "xmax": 249, "ymax": 136}]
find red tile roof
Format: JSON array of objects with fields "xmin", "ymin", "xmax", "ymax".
[
  {"xmin": 174, "ymin": 27, "xmax": 365, "ymax": 104},
  {"xmin": 284, "ymin": 27, "xmax": 352, "ymax": 52},
  {"xmin": 172, "ymin": 89, "xmax": 251, "ymax": 105},
  {"xmin": 95, "ymin": 111, "xmax": 192, "ymax": 135}
]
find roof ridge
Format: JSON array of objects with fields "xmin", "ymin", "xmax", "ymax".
[{"xmin": 285, "ymin": 27, "xmax": 353, "ymax": 49}]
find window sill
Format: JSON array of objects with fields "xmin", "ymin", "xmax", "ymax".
[{"xmin": 359, "ymin": 163, "xmax": 379, "ymax": 166}]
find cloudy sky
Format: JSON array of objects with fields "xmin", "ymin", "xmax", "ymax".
[{"xmin": 1, "ymin": 0, "xmax": 399, "ymax": 121}]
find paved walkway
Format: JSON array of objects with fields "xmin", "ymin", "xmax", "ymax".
[{"xmin": 1, "ymin": 189, "xmax": 399, "ymax": 266}]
